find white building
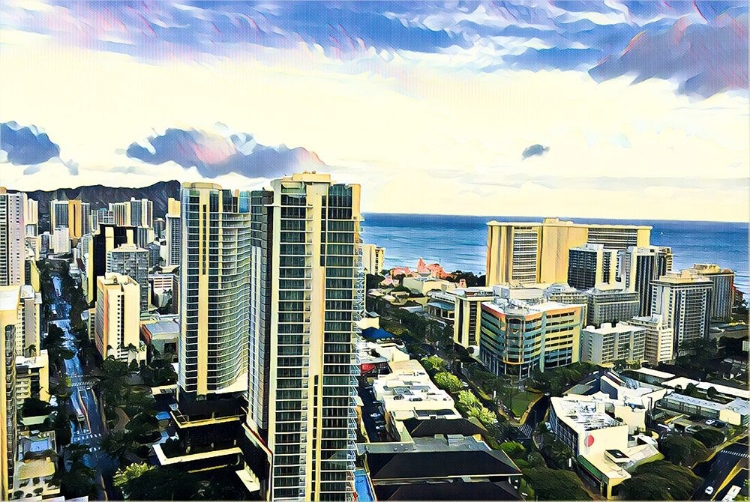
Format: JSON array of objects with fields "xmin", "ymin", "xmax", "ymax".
[
  {"xmin": 629, "ymin": 314, "xmax": 673, "ymax": 364},
  {"xmin": 580, "ymin": 322, "xmax": 646, "ymax": 365},
  {"xmin": 449, "ymin": 287, "xmax": 495, "ymax": 349},
  {"xmin": 15, "ymin": 350, "xmax": 50, "ymax": 403},
  {"xmin": 18, "ymin": 285, "xmax": 41, "ymax": 357},
  {"xmin": 0, "ymin": 189, "xmax": 26, "ymax": 286},
  {"xmin": 50, "ymin": 226, "xmax": 71, "ymax": 254},
  {"xmin": 362, "ymin": 243, "xmax": 385, "ymax": 275}
]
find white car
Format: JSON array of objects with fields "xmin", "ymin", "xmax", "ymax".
[{"xmin": 705, "ymin": 486, "xmax": 714, "ymax": 496}]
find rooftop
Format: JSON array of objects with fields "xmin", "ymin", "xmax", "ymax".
[
  {"xmin": 661, "ymin": 376, "xmax": 750, "ymax": 400},
  {"xmin": 373, "ymin": 481, "xmax": 521, "ymax": 501},
  {"xmin": 583, "ymin": 322, "xmax": 646, "ymax": 335},
  {"xmin": 482, "ymin": 298, "xmax": 582, "ymax": 317},
  {"xmin": 487, "ymin": 218, "xmax": 650, "ymax": 230},
  {"xmin": 0, "ymin": 285, "xmax": 21, "ymax": 311},
  {"xmin": 551, "ymin": 396, "xmax": 623, "ymax": 432},
  {"xmin": 631, "ymin": 367, "xmax": 675, "ymax": 380},
  {"xmin": 367, "ymin": 449, "xmax": 521, "ymax": 481}
]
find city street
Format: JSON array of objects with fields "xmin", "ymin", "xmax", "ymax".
[{"xmin": 693, "ymin": 436, "xmax": 749, "ymax": 500}]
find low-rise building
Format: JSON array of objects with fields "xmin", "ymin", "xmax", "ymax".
[
  {"xmin": 12, "ymin": 431, "xmax": 60, "ymax": 500},
  {"xmin": 480, "ymin": 298, "xmax": 584, "ymax": 378},
  {"xmin": 580, "ymin": 322, "xmax": 646, "ymax": 365},
  {"xmin": 425, "ymin": 290, "xmax": 455, "ymax": 321},
  {"xmin": 549, "ymin": 396, "xmax": 629, "ymax": 457},
  {"xmin": 140, "ymin": 314, "xmax": 179, "ymax": 361},
  {"xmin": 585, "ymin": 289, "xmax": 640, "ymax": 327},
  {"xmin": 658, "ymin": 394, "xmax": 749, "ymax": 426},
  {"xmin": 402, "ymin": 276, "xmax": 456, "ymax": 296}
]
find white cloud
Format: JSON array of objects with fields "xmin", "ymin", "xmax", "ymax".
[{"xmin": 1, "ymin": 35, "xmax": 747, "ymax": 222}]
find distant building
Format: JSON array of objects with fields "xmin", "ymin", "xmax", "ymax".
[
  {"xmin": 135, "ymin": 226, "xmax": 154, "ymax": 248},
  {"xmin": 651, "ymin": 270, "xmax": 712, "ymax": 355},
  {"xmin": 693, "ymin": 264, "xmax": 735, "ymax": 321},
  {"xmin": 449, "ymin": 287, "xmax": 495, "ymax": 349},
  {"xmin": 153, "ymin": 217, "xmax": 166, "ymax": 239},
  {"xmin": 50, "ymin": 199, "xmax": 90, "ymax": 239},
  {"xmin": 107, "ymin": 243, "xmax": 149, "ymax": 313},
  {"xmin": 24, "ymin": 198, "xmax": 38, "ymax": 237},
  {"xmin": 129, "ymin": 198, "xmax": 153, "ymax": 228},
  {"xmin": 50, "ymin": 226, "xmax": 70, "ymax": 254},
  {"xmin": 486, "ymin": 218, "xmax": 650, "ymax": 286},
  {"xmin": 629, "ymin": 315, "xmax": 673, "ymax": 364},
  {"xmin": 585, "ymin": 288, "xmax": 640, "ymax": 327},
  {"xmin": 618, "ymin": 246, "xmax": 672, "ymax": 316},
  {"xmin": 165, "ymin": 198, "xmax": 181, "ymax": 267},
  {"xmin": 146, "ymin": 241, "xmax": 161, "ymax": 269},
  {"xmin": 110, "ymin": 201, "xmax": 131, "ymax": 227},
  {"xmin": 149, "ymin": 272, "xmax": 178, "ymax": 314},
  {"xmin": 0, "ymin": 189, "xmax": 26, "ymax": 286},
  {"xmin": 18, "ymin": 285, "xmax": 41, "ymax": 357},
  {"xmin": 140, "ymin": 314, "xmax": 179, "ymax": 360},
  {"xmin": 362, "ymin": 243, "xmax": 385, "ymax": 274},
  {"xmin": 95, "ymin": 273, "xmax": 141, "ymax": 362},
  {"xmin": 659, "ymin": 394, "xmax": 749, "ymax": 427},
  {"xmin": 567, "ymin": 244, "xmax": 618, "ymax": 290},
  {"xmin": 402, "ymin": 276, "xmax": 456, "ymax": 295},
  {"xmin": 480, "ymin": 298, "xmax": 584, "ymax": 378},
  {"xmin": 580, "ymin": 322, "xmax": 646, "ymax": 365},
  {"xmin": 92, "ymin": 223, "xmax": 135, "ymax": 283}
]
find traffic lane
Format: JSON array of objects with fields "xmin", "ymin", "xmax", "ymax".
[
  {"xmin": 693, "ymin": 441, "xmax": 749, "ymax": 499},
  {"xmin": 358, "ymin": 381, "xmax": 386, "ymax": 443},
  {"xmin": 713, "ymin": 466, "xmax": 748, "ymax": 501}
]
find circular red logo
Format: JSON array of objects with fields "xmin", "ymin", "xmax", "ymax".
[{"xmin": 585, "ymin": 435, "xmax": 595, "ymax": 447}]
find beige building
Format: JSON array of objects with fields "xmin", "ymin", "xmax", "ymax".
[
  {"xmin": 165, "ymin": 197, "xmax": 181, "ymax": 267},
  {"xmin": 50, "ymin": 199, "xmax": 90, "ymax": 239},
  {"xmin": 0, "ymin": 189, "xmax": 26, "ymax": 287},
  {"xmin": 18, "ymin": 285, "xmax": 41, "ymax": 357},
  {"xmin": 449, "ymin": 287, "xmax": 495, "ymax": 349},
  {"xmin": 15, "ymin": 350, "xmax": 50, "ymax": 403},
  {"xmin": 362, "ymin": 243, "xmax": 385, "ymax": 275},
  {"xmin": 486, "ymin": 218, "xmax": 650, "ymax": 287},
  {"xmin": 567, "ymin": 243, "xmax": 618, "ymax": 290},
  {"xmin": 629, "ymin": 315, "xmax": 673, "ymax": 364},
  {"xmin": 95, "ymin": 273, "xmax": 142, "ymax": 362},
  {"xmin": 651, "ymin": 270, "xmax": 712, "ymax": 355},
  {"xmin": 402, "ymin": 276, "xmax": 456, "ymax": 295},
  {"xmin": 580, "ymin": 322, "xmax": 646, "ymax": 365},
  {"xmin": 693, "ymin": 264, "xmax": 735, "ymax": 321},
  {"xmin": 0, "ymin": 286, "xmax": 19, "ymax": 500}
]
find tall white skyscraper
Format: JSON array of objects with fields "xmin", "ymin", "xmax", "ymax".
[
  {"xmin": 244, "ymin": 173, "xmax": 362, "ymax": 501},
  {"xmin": 129, "ymin": 198, "xmax": 153, "ymax": 228},
  {"xmin": 179, "ymin": 183, "xmax": 251, "ymax": 399},
  {"xmin": 24, "ymin": 198, "xmax": 38, "ymax": 237},
  {"xmin": 0, "ymin": 189, "xmax": 26, "ymax": 286},
  {"xmin": 618, "ymin": 246, "xmax": 673, "ymax": 316}
]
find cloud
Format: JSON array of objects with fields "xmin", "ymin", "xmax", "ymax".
[
  {"xmin": 589, "ymin": 13, "xmax": 749, "ymax": 97},
  {"xmin": 125, "ymin": 127, "xmax": 325, "ymax": 179},
  {"xmin": 522, "ymin": 144, "xmax": 550, "ymax": 159},
  {"xmin": 1, "ymin": 121, "xmax": 60, "ymax": 165}
]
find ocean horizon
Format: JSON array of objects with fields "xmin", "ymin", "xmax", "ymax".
[{"xmin": 360, "ymin": 213, "xmax": 749, "ymax": 294}]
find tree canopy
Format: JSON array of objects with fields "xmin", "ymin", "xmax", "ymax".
[
  {"xmin": 660, "ymin": 435, "xmax": 710, "ymax": 466},
  {"xmin": 621, "ymin": 461, "xmax": 702, "ymax": 500},
  {"xmin": 434, "ymin": 372, "xmax": 461, "ymax": 393},
  {"xmin": 692, "ymin": 428, "xmax": 725, "ymax": 448},
  {"xmin": 522, "ymin": 468, "xmax": 591, "ymax": 500}
]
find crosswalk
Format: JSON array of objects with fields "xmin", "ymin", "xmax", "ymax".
[
  {"xmin": 74, "ymin": 432, "xmax": 103, "ymax": 441},
  {"xmin": 722, "ymin": 450, "xmax": 749, "ymax": 458},
  {"xmin": 519, "ymin": 423, "xmax": 533, "ymax": 438}
]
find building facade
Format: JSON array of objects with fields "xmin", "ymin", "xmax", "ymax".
[
  {"xmin": 0, "ymin": 286, "xmax": 19, "ymax": 500},
  {"xmin": 450, "ymin": 287, "xmax": 495, "ymax": 349},
  {"xmin": 0, "ymin": 189, "xmax": 26, "ymax": 287},
  {"xmin": 244, "ymin": 173, "xmax": 362, "ymax": 501},
  {"xmin": 361, "ymin": 244, "xmax": 385, "ymax": 275},
  {"xmin": 651, "ymin": 270, "xmax": 712, "ymax": 355},
  {"xmin": 580, "ymin": 322, "xmax": 646, "ymax": 365},
  {"xmin": 567, "ymin": 244, "xmax": 618, "ymax": 290},
  {"xmin": 107, "ymin": 244, "xmax": 150, "ymax": 313},
  {"xmin": 95, "ymin": 273, "xmax": 141, "ymax": 362},
  {"xmin": 486, "ymin": 218, "xmax": 650, "ymax": 287},
  {"xmin": 479, "ymin": 298, "xmax": 584, "ymax": 378},
  {"xmin": 629, "ymin": 315, "xmax": 674, "ymax": 365},
  {"xmin": 585, "ymin": 289, "xmax": 640, "ymax": 327},
  {"xmin": 693, "ymin": 264, "xmax": 735, "ymax": 322},
  {"xmin": 618, "ymin": 246, "xmax": 673, "ymax": 316},
  {"xmin": 166, "ymin": 198, "xmax": 181, "ymax": 267},
  {"xmin": 179, "ymin": 183, "xmax": 251, "ymax": 399}
]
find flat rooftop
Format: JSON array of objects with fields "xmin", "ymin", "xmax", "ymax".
[
  {"xmin": 583, "ymin": 323, "xmax": 645, "ymax": 335},
  {"xmin": 551, "ymin": 397, "xmax": 623, "ymax": 432},
  {"xmin": 662, "ymin": 377, "xmax": 749, "ymax": 400}
]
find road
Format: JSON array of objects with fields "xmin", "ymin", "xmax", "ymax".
[
  {"xmin": 518, "ymin": 395, "xmax": 550, "ymax": 440},
  {"xmin": 693, "ymin": 436, "xmax": 749, "ymax": 500},
  {"xmin": 49, "ymin": 272, "xmax": 113, "ymax": 499}
]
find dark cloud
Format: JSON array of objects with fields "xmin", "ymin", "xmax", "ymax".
[
  {"xmin": 522, "ymin": 144, "xmax": 550, "ymax": 159},
  {"xmin": 125, "ymin": 128, "xmax": 325, "ymax": 179},
  {"xmin": 1, "ymin": 121, "xmax": 61, "ymax": 165},
  {"xmin": 589, "ymin": 13, "xmax": 748, "ymax": 97}
]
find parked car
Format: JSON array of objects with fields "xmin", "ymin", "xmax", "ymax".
[
  {"xmin": 375, "ymin": 425, "xmax": 386, "ymax": 431},
  {"xmin": 714, "ymin": 420, "xmax": 727, "ymax": 428},
  {"xmin": 705, "ymin": 419, "xmax": 716, "ymax": 426},
  {"xmin": 705, "ymin": 486, "xmax": 714, "ymax": 496},
  {"xmin": 370, "ymin": 412, "xmax": 381, "ymax": 418}
]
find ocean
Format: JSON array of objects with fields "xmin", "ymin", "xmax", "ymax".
[{"xmin": 360, "ymin": 214, "xmax": 749, "ymax": 294}]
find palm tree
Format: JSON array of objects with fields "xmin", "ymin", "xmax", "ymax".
[{"xmin": 26, "ymin": 344, "xmax": 37, "ymax": 358}]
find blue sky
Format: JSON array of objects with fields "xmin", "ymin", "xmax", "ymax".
[{"xmin": 1, "ymin": 1, "xmax": 748, "ymax": 220}]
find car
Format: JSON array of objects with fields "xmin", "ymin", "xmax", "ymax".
[
  {"xmin": 705, "ymin": 486, "xmax": 714, "ymax": 496},
  {"xmin": 461, "ymin": 381, "xmax": 469, "ymax": 389},
  {"xmin": 705, "ymin": 419, "xmax": 716, "ymax": 426},
  {"xmin": 370, "ymin": 412, "xmax": 381, "ymax": 418},
  {"xmin": 713, "ymin": 421, "xmax": 727, "ymax": 428},
  {"xmin": 375, "ymin": 425, "xmax": 385, "ymax": 431}
]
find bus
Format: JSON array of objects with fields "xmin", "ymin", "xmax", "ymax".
[{"xmin": 722, "ymin": 485, "xmax": 741, "ymax": 501}]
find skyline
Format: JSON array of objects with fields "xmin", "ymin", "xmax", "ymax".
[{"xmin": 1, "ymin": 0, "xmax": 748, "ymax": 222}]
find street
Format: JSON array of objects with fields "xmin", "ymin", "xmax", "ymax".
[{"xmin": 693, "ymin": 436, "xmax": 749, "ymax": 500}]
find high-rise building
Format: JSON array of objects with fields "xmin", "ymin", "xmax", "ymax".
[
  {"xmin": 110, "ymin": 201, "xmax": 131, "ymax": 227},
  {"xmin": 153, "ymin": 218, "xmax": 166, "ymax": 239},
  {"xmin": 0, "ymin": 286, "xmax": 19, "ymax": 500},
  {"xmin": 651, "ymin": 270, "xmax": 712, "ymax": 355},
  {"xmin": 129, "ymin": 198, "xmax": 153, "ymax": 228},
  {"xmin": 165, "ymin": 198, "xmax": 181, "ymax": 267},
  {"xmin": 618, "ymin": 246, "xmax": 673, "ymax": 316},
  {"xmin": 146, "ymin": 242, "xmax": 162, "ymax": 269},
  {"xmin": 480, "ymin": 297, "xmax": 584, "ymax": 378},
  {"xmin": 49, "ymin": 199, "xmax": 89, "ymax": 239},
  {"xmin": 77, "ymin": 234, "xmax": 95, "ymax": 303},
  {"xmin": 135, "ymin": 226, "xmax": 154, "ymax": 248},
  {"xmin": 179, "ymin": 183, "xmax": 251, "ymax": 399},
  {"xmin": 243, "ymin": 173, "xmax": 363, "ymax": 501},
  {"xmin": 15, "ymin": 350, "xmax": 50, "ymax": 403},
  {"xmin": 92, "ymin": 208, "xmax": 114, "ymax": 229},
  {"xmin": 50, "ymin": 226, "xmax": 71, "ymax": 254},
  {"xmin": 567, "ymin": 243, "xmax": 618, "ymax": 290},
  {"xmin": 95, "ymin": 273, "xmax": 141, "ymax": 362},
  {"xmin": 0, "ymin": 189, "xmax": 25, "ymax": 286},
  {"xmin": 107, "ymin": 244, "xmax": 149, "ymax": 313},
  {"xmin": 18, "ymin": 285, "xmax": 40, "ymax": 357},
  {"xmin": 693, "ymin": 264, "xmax": 735, "ymax": 322},
  {"xmin": 580, "ymin": 322, "xmax": 646, "ymax": 365},
  {"xmin": 361, "ymin": 244, "xmax": 385, "ymax": 275},
  {"xmin": 449, "ymin": 287, "xmax": 495, "ymax": 348},
  {"xmin": 92, "ymin": 224, "xmax": 135, "ymax": 284},
  {"xmin": 585, "ymin": 289, "xmax": 640, "ymax": 327},
  {"xmin": 486, "ymin": 218, "xmax": 651, "ymax": 287},
  {"xmin": 629, "ymin": 315, "xmax": 673, "ymax": 364},
  {"xmin": 24, "ymin": 198, "xmax": 38, "ymax": 237}
]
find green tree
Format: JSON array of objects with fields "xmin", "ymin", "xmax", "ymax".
[
  {"xmin": 523, "ymin": 468, "xmax": 591, "ymax": 500},
  {"xmin": 499, "ymin": 441, "xmax": 526, "ymax": 459},
  {"xmin": 21, "ymin": 397, "xmax": 53, "ymax": 417},
  {"xmin": 457, "ymin": 390, "xmax": 481, "ymax": 409},
  {"xmin": 706, "ymin": 386, "xmax": 718, "ymax": 400},
  {"xmin": 621, "ymin": 461, "xmax": 701, "ymax": 500},
  {"xmin": 420, "ymin": 355, "xmax": 446, "ymax": 374},
  {"xmin": 433, "ymin": 371, "xmax": 461, "ymax": 393},
  {"xmin": 121, "ymin": 466, "xmax": 202, "ymax": 500},
  {"xmin": 114, "ymin": 463, "xmax": 153, "ymax": 494},
  {"xmin": 660, "ymin": 435, "xmax": 710, "ymax": 466},
  {"xmin": 692, "ymin": 428, "xmax": 725, "ymax": 448},
  {"xmin": 467, "ymin": 405, "xmax": 497, "ymax": 426}
]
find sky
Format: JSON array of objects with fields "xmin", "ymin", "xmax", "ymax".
[{"xmin": 0, "ymin": 0, "xmax": 748, "ymax": 222}]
